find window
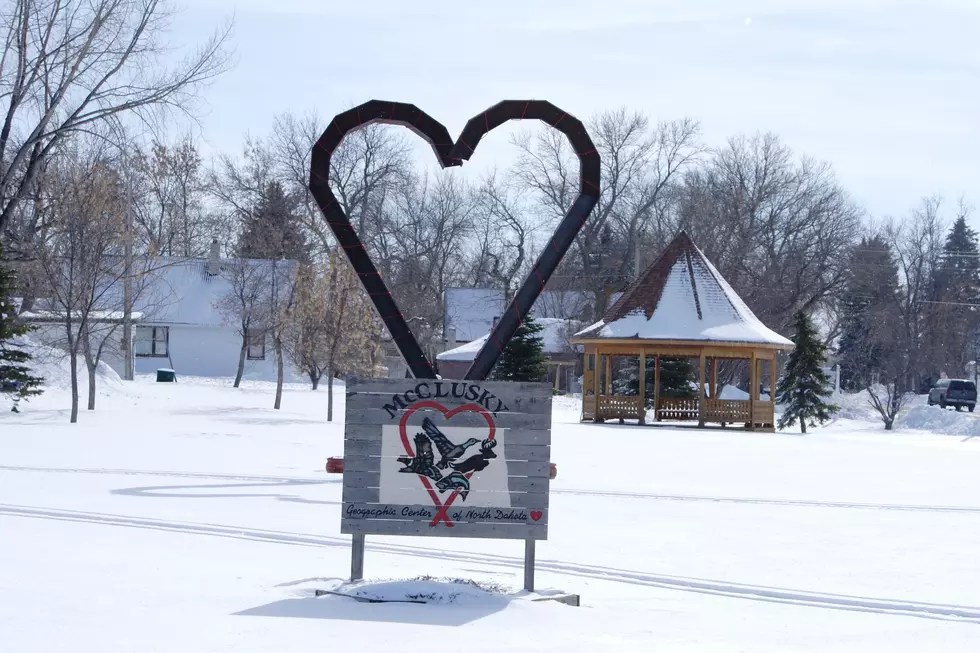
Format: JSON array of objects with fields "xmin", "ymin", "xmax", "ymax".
[
  {"xmin": 247, "ymin": 328, "xmax": 266, "ymax": 360},
  {"xmin": 134, "ymin": 326, "xmax": 169, "ymax": 358}
]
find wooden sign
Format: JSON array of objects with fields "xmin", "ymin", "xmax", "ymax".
[{"xmin": 342, "ymin": 378, "xmax": 553, "ymax": 540}]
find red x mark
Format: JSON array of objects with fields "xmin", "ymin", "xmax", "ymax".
[{"xmin": 397, "ymin": 400, "xmax": 496, "ymax": 528}]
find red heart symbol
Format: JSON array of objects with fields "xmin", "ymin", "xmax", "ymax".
[
  {"xmin": 310, "ymin": 100, "xmax": 600, "ymax": 381},
  {"xmin": 530, "ymin": 511, "xmax": 543, "ymax": 522},
  {"xmin": 399, "ymin": 401, "xmax": 495, "ymax": 527}
]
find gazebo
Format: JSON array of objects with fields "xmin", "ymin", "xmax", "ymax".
[{"xmin": 570, "ymin": 231, "xmax": 794, "ymax": 431}]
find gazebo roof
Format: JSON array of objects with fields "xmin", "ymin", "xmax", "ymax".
[{"xmin": 573, "ymin": 231, "xmax": 793, "ymax": 348}]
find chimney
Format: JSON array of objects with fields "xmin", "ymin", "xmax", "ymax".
[{"xmin": 207, "ymin": 238, "xmax": 221, "ymax": 275}]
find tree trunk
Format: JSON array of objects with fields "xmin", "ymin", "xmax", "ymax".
[
  {"xmin": 234, "ymin": 337, "xmax": 246, "ymax": 388},
  {"xmin": 800, "ymin": 419, "xmax": 806, "ymax": 435},
  {"xmin": 327, "ymin": 363, "xmax": 334, "ymax": 422},
  {"xmin": 884, "ymin": 418, "xmax": 894, "ymax": 430},
  {"xmin": 274, "ymin": 336, "xmax": 284, "ymax": 410},
  {"xmin": 311, "ymin": 373, "xmax": 319, "ymax": 390},
  {"xmin": 69, "ymin": 350, "xmax": 79, "ymax": 424},
  {"xmin": 81, "ymin": 325, "xmax": 97, "ymax": 411}
]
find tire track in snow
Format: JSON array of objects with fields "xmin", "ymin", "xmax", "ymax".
[
  {"xmin": 0, "ymin": 465, "xmax": 331, "ymax": 484},
  {"xmin": 4, "ymin": 504, "xmax": 980, "ymax": 624},
  {"xmin": 552, "ymin": 489, "xmax": 980, "ymax": 514},
  {"xmin": 5, "ymin": 466, "xmax": 979, "ymax": 515}
]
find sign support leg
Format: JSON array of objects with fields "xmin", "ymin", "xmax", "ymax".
[
  {"xmin": 524, "ymin": 538, "xmax": 535, "ymax": 592},
  {"xmin": 351, "ymin": 534, "xmax": 365, "ymax": 581}
]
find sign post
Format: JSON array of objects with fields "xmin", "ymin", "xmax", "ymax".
[{"xmin": 342, "ymin": 377, "xmax": 552, "ymax": 588}]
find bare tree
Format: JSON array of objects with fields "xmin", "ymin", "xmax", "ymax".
[
  {"xmin": 373, "ymin": 172, "xmax": 474, "ymax": 352},
  {"xmin": 676, "ymin": 133, "xmax": 862, "ymax": 333},
  {"xmin": 321, "ymin": 248, "xmax": 381, "ymax": 421},
  {"xmin": 129, "ymin": 136, "xmax": 214, "ymax": 256},
  {"xmin": 510, "ymin": 108, "xmax": 703, "ymax": 319},
  {"xmin": 885, "ymin": 196, "xmax": 948, "ymax": 390},
  {"xmin": 467, "ymin": 170, "xmax": 533, "ymax": 301},
  {"xmin": 32, "ymin": 137, "xmax": 127, "ymax": 421},
  {"xmin": 0, "ymin": 0, "xmax": 232, "ymax": 234},
  {"xmin": 267, "ymin": 257, "xmax": 296, "ymax": 410},
  {"xmin": 867, "ymin": 379, "xmax": 911, "ymax": 430},
  {"xmin": 215, "ymin": 256, "xmax": 268, "ymax": 388}
]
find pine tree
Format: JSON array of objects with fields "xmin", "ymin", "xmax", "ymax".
[
  {"xmin": 837, "ymin": 236, "xmax": 902, "ymax": 389},
  {"xmin": 491, "ymin": 315, "xmax": 548, "ymax": 382},
  {"xmin": 659, "ymin": 357, "xmax": 697, "ymax": 398},
  {"xmin": 777, "ymin": 310, "xmax": 838, "ymax": 433},
  {"xmin": 237, "ymin": 181, "xmax": 309, "ymax": 262},
  {"xmin": 0, "ymin": 247, "xmax": 44, "ymax": 410},
  {"xmin": 928, "ymin": 216, "xmax": 980, "ymax": 376}
]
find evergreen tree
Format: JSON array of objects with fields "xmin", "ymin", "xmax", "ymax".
[
  {"xmin": 491, "ymin": 315, "xmax": 548, "ymax": 382},
  {"xmin": 0, "ymin": 248, "xmax": 44, "ymax": 410},
  {"xmin": 837, "ymin": 236, "xmax": 902, "ymax": 389},
  {"xmin": 928, "ymin": 216, "xmax": 980, "ymax": 376},
  {"xmin": 659, "ymin": 357, "xmax": 697, "ymax": 398},
  {"xmin": 611, "ymin": 356, "xmax": 696, "ymax": 405},
  {"xmin": 237, "ymin": 181, "xmax": 310, "ymax": 262},
  {"xmin": 777, "ymin": 310, "xmax": 838, "ymax": 433}
]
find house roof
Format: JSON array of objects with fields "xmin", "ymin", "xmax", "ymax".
[
  {"xmin": 443, "ymin": 287, "xmax": 622, "ymax": 342},
  {"xmin": 132, "ymin": 257, "xmax": 298, "ymax": 328},
  {"xmin": 437, "ymin": 317, "xmax": 580, "ymax": 362},
  {"xmin": 573, "ymin": 231, "xmax": 793, "ymax": 347}
]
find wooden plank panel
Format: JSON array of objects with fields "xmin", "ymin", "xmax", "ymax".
[
  {"xmin": 343, "ymin": 409, "xmax": 551, "ymax": 430},
  {"xmin": 344, "ymin": 391, "xmax": 554, "ymax": 416},
  {"xmin": 346, "ymin": 377, "xmax": 554, "ymax": 397},
  {"xmin": 339, "ymin": 444, "xmax": 552, "ymax": 463},
  {"xmin": 503, "ymin": 461, "xmax": 552, "ymax": 477},
  {"xmin": 344, "ymin": 423, "xmax": 552, "ymax": 445},
  {"xmin": 343, "ymin": 502, "xmax": 548, "ymax": 523},
  {"xmin": 340, "ymin": 486, "xmax": 549, "ymax": 509},
  {"xmin": 341, "ymin": 474, "xmax": 549, "ymax": 495},
  {"xmin": 340, "ymin": 518, "xmax": 547, "ymax": 540}
]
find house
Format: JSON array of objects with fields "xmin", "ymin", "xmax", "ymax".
[
  {"xmin": 25, "ymin": 241, "xmax": 304, "ymax": 383},
  {"xmin": 442, "ymin": 287, "xmax": 623, "ymax": 344},
  {"xmin": 436, "ymin": 317, "xmax": 583, "ymax": 392}
]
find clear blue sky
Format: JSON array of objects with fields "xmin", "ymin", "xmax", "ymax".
[{"xmin": 178, "ymin": 0, "xmax": 980, "ymax": 221}]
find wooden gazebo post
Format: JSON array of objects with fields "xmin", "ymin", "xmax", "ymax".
[
  {"xmin": 654, "ymin": 355, "xmax": 661, "ymax": 422},
  {"xmin": 638, "ymin": 350, "xmax": 646, "ymax": 425},
  {"xmin": 593, "ymin": 350, "xmax": 602, "ymax": 423},
  {"xmin": 748, "ymin": 351, "xmax": 757, "ymax": 431},
  {"xmin": 698, "ymin": 350, "xmax": 706, "ymax": 427}
]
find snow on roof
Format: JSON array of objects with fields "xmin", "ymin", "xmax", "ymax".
[
  {"xmin": 437, "ymin": 317, "xmax": 579, "ymax": 361},
  {"xmin": 574, "ymin": 231, "xmax": 793, "ymax": 347},
  {"xmin": 443, "ymin": 288, "xmax": 620, "ymax": 342},
  {"xmin": 20, "ymin": 309, "xmax": 145, "ymax": 323},
  {"xmin": 32, "ymin": 256, "xmax": 299, "ymax": 329}
]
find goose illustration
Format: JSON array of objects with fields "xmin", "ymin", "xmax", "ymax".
[
  {"xmin": 420, "ymin": 418, "xmax": 481, "ymax": 469},
  {"xmin": 397, "ymin": 433, "xmax": 443, "ymax": 482},
  {"xmin": 450, "ymin": 438, "xmax": 498, "ymax": 475}
]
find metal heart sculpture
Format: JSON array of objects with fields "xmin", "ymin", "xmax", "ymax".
[{"xmin": 309, "ymin": 100, "xmax": 600, "ymax": 381}]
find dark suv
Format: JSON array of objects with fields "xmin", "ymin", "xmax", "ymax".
[{"xmin": 928, "ymin": 379, "xmax": 977, "ymax": 412}]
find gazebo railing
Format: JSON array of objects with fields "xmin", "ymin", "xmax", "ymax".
[
  {"xmin": 655, "ymin": 397, "xmax": 699, "ymax": 420},
  {"xmin": 704, "ymin": 399, "xmax": 750, "ymax": 423},
  {"xmin": 595, "ymin": 395, "xmax": 644, "ymax": 421}
]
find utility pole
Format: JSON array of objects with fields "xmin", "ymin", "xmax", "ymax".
[{"xmin": 122, "ymin": 145, "xmax": 134, "ymax": 381}]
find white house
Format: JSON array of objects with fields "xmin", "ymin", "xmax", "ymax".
[
  {"xmin": 25, "ymin": 242, "xmax": 304, "ymax": 383},
  {"xmin": 442, "ymin": 287, "xmax": 624, "ymax": 344}
]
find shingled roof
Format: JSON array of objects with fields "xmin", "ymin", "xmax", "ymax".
[{"xmin": 574, "ymin": 231, "xmax": 793, "ymax": 347}]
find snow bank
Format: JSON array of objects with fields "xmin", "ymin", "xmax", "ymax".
[
  {"xmin": 900, "ymin": 404, "xmax": 980, "ymax": 437},
  {"xmin": 12, "ymin": 335, "xmax": 123, "ymax": 394},
  {"xmin": 322, "ymin": 577, "xmax": 512, "ymax": 605}
]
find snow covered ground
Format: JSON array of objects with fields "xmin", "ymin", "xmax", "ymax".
[{"xmin": 3, "ymin": 368, "xmax": 980, "ymax": 652}]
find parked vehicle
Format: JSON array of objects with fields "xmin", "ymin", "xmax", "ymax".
[{"xmin": 927, "ymin": 379, "xmax": 977, "ymax": 412}]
